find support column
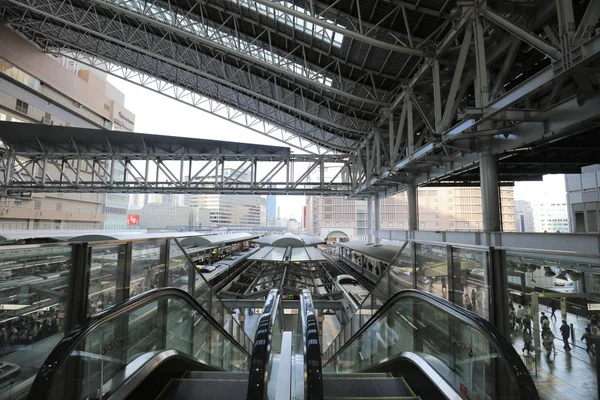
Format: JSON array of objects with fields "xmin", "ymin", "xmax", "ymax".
[
  {"xmin": 367, "ymin": 197, "xmax": 374, "ymax": 244},
  {"xmin": 407, "ymin": 185, "xmax": 418, "ymax": 232},
  {"xmin": 374, "ymin": 196, "xmax": 381, "ymax": 246},
  {"xmin": 480, "ymin": 154, "xmax": 501, "ymax": 232}
]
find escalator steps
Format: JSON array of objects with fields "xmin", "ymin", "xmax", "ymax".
[
  {"xmin": 323, "ymin": 375, "xmax": 418, "ymax": 399},
  {"xmin": 156, "ymin": 372, "xmax": 249, "ymax": 400}
]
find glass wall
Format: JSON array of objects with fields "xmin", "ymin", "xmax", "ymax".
[{"xmin": 0, "ymin": 243, "xmax": 73, "ymax": 397}]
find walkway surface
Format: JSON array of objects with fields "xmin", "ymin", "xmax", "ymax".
[{"xmin": 510, "ymin": 301, "xmax": 598, "ymax": 400}]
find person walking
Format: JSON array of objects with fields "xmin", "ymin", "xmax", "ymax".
[
  {"xmin": 441, "ymin": 276, "xmax": 447, "ymax": 294},
  {"xmin": 522, "ymin": 329, "xmax": 533, "ymax": 354},
  {"xmin": 522, "ymin": 313, "xmax": 532, "ymax": 336},
  {"xmin": 542, "ymin": 329, "xmax": 555, "ymax": 362},
  {"xmin": 581, "ymin": 327, "xmax": 596, "ymax": 357},
  {"xmin": 516, "ymin": 305, "xmax": 524, "ymax": 330},
  {"xmin": 550, "ymin": 301, "xmax": 558, "ymax": 321},
  {"xmin": 560, "ymin": 320, "xmax": 571, "ymax": 351}
]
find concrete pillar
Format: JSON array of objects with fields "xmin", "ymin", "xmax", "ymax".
[
  {"xmin": 374, "ymin": 196, "xmax": 381, "ymax": 245},
  {"xmin": 480, "ymin": 154, "xmax": 501, "ymax": 232},
  {"xmin": 367, "ymin": 197, "xmax": 374, "ymax": 244},
  {"xmin": 407, "ymin": 185, "xmax": 418, "ymax": 231}
]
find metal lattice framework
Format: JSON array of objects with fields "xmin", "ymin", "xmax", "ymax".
[
  {"xmin": 0, "ymin": 122, "xmax": 353, "ymax": 195},
  {"xmin": 1, "ymin": 0, "xmax": 600, "ymax": 196}
]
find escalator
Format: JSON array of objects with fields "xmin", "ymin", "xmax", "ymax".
[
  {"xmin": 303, "ymin": 289, "xmax": 539, "ymax": 400},
  {"xmin": 27, "ymin": 287, "xmax": 283, "ymax": 400},
  {"xmin": 27, "ymin": 286, "xmax": 538, "ymax": 399}
]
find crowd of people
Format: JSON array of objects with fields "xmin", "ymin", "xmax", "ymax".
[
  {"xmin": 0, "ymin": 308, "xmax": 62, "ymax": 355},
  {"xmin": 509, "ymin": 301, "xmax": 598, "ymax": 362}
]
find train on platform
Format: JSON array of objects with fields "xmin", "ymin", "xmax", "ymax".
[{"xmin": 334, "ymin": 274, "xmax": 369, "ymax": 313}]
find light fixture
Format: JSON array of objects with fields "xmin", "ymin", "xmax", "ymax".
[
  {"xmin": 555, "ymin": 270, "xmax": 568, "ymax": 281},
  {"xmin": 544, "ymin": 267, "xmax": 556, "ymax": 277},
  {"xmin": 567, "ymin": 270, "xmax": 583, "ymax": 281},
  {"xmin": 526, "ymin": 263, "xmax": 539, "ymax": 273},
  {"xmin": 516, "ymin": 263, "xmax": 528, "ymax": 273}
]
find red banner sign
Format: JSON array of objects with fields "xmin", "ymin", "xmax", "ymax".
[{"xmin": 127, "ymin": 214, "xmax": 140, "ymax": 225}]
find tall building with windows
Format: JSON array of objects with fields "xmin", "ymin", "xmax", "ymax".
[
  {"xmin": 532, "ymin": 201, "xmax": 570, "ymax": 233},
  {"xmin": 566, "ymin": 165, "xmax": 600, "ymax": 233},
  {"xmin": 188, "ymin": 168, "xmax": 262, "ymax": 227},
  {"xmin": 306, "ymin": 187, "xmax": 515, "ymax": 240},
  {"xmin": 514, "ymin": 200, "xmax": 535, "ymax": 232},
  {"xmin": 0, "ymin": 26, "xmax": 135, "ymax": 230},
  {"xmin": 267, "ymin": 195, "xmax": 277, "ymax": 226}
]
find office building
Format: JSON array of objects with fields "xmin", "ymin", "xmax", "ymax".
[
  {"xmin": 137, "ymin": 203, "xmax": 190, "ymax": 229},
  {"xmin": 0, "ymin": 26, "xmax": 135, "ymax": 230},
  {"xmin": 532, "ymin": 201, "xmax": 570, "ymax": 233},
  {"xmin": 306, "ymin": 187, "xmax": 515, "ymax": 240},
  {"xmin": 514, "ymin": 200, "xmax": 535, "ymax": 232},
  {"xmin": 189, "ymin": 168, "xmax": 262, "ymax": 227},
  {"xmin": 566, "ymin": 165, "xmax": 600, "ymax": 233}
]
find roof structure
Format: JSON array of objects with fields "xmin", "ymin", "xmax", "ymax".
[
  {"xmin": 2, "ymin": 1, "xmax": 600, "ymax": 197},
  {"xmin": 0, "ymin": 230, "xmax": 257, "ymax": 246},
  {"xmin": 248, "ymin": 246, "xmax": 326, "ymax": 262},
  {"xmin": 253, "ymin": 233, "xmax": 325, "ymax": 247},
  {"xmin": 340, "ymin": 240, "xmax": 404, "ymax": 264}
]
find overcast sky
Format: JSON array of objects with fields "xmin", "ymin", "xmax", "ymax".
[
  {"xmin": 107, "ymin": 74, "xmax": 565, "ymax": 217},
  {"xmin": 107, "ymin": 75, "xmax": 307, "ymax": 220}
]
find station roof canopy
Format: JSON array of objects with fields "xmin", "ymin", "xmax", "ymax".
[
  {"xmin": 0, "ymin": 230, "xmax": 257, "ymax": 247},
  {"xmin": 253, "ymin": 233, "xmax": 325, "ymax": 248},
  {"xmin": 248, "ymin": 245, "xmax": 326, "ymax": 262},
  {"xmin": 339, "ymin": 240, "xmax": 405, "ymax": 264}
]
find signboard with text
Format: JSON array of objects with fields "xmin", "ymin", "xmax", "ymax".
[{"xmin": 127, "ymin": 214, "xmax": 140, "ymax": 226}]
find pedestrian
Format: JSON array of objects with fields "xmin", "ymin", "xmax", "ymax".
[
  {"xmin": 441, "ymin": 276, "xmax": 447, "ymax": 294},
  {"xmin": 516, "ymin": 305, "xmax": 524, "ymax": 329},
  {"xmin": 542, "ymin": 329, "xmax": 555, "ymax": 362},
  {"xmin": 471, "ymin": 288, "xmax": 478, "ymax": 312},
  {"xmin": 522, "ymin": 313, "xmax": 532, "ymax": 336},
  {"xmin": 581, "ymin": 327, "xmax": 596, "ymax": 356},
  {"xmin": 540, "ymin": 312, "xmax": 549, "ymax": 328},
  {"xmin": 509, "ymin": 307, "xmax": 516, "ymax": 331},
  {"xmin": 550, "ymin": 301, "xmax": 558, "ymax": 321},
  {"xmin": 464, "ymin": 294, "xmax": 473, "ymax": 311},
  {"xmin": 560, "ymin": 320, "xmax": 571, "ymax": 351},
  {"xmin": 522, "ymin": 329, "xmax": 533, "ymax": 354}
]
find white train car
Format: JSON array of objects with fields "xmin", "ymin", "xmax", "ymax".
[{"xmin": 334, "ymin": 274, "xmax": 369, "ymax": 313}]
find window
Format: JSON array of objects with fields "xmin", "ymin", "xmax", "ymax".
[
  {"xmin": 388, "ymin": 222, "xmax": 393, "ymax": 227},
  {"xmin": 15, "ymin": 99, "xmax": 28, "ymax": 114},
  {"xmin": 56, "ymin": 203, "xmax": 62, "ymax": 211},
  {"xmin": 435, "ymin": 223, "xmax": 439, "ymax": 226},
  {"xmin": 345, "ymin": 222, "xmax": 350, "ymax": 227},
  {"xmin": 420, "ymin": 222, "xmax": 425, "ymax": 227},
  {"xmin": 450, "ymin": 215, "xmax": 453, "ymax": 219},
  {"xmin": 450, "ymin": 223, "xmax": 454, "ymax": 227},
  {"xmin": 434, "ymin": 207, "xmax": 439, "ymax": 211},
  {"xmin": 435, "ymin": 215, "xmax": 439, "ymax": 219},
  {"xmin": 325, "ymin": 222, "xmax": 329, "ymax": 226},
  {"xmin": 335, "ymin": 222, "xmax": 340, "ymax": 227},
  {"xmin": 104, "ymin": 104, "xmax": 110, "ymax": 111},
  {"xmin": 43, "ymin": 112, "xmax": 51, "ymax": 124},
  {"xmin": 464, "ymin": 222, "xmax": 469, "ymax": 228},
  {"xmin": 475, "ymin": 223, "xmax": 480, "ymax": 228},
  {"xmin": 399, "ymin": 222, "xmax": 404, "ymax": 227}
]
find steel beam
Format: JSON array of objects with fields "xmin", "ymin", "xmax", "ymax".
[{"xmin": 479, "ymin": 6, "xmax": 562, "ymax": 60}]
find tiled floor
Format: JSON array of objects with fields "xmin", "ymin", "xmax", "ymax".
[{"xmin": 510, "ymin": 303, "xmax": 598, "ymax": 400}]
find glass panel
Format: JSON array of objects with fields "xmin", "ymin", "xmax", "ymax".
[
  {"xmin": 88, "ymin": 244, "xmax": 126, "ymax": 313},
  {"xmin": 324, "ymin": 294, "xmax": 525, "ymax": 399},
  {"xmin": 452, "ymin": 247, "xmax": 490, "ymax": 320},
  {"xmin": 131, "ymin": 240, "xmax": 165, "ymax": 296},
  {"xmin": 0, "ymin": 243, "xmax": 73, "ymax": 397},
  {"xmin": 415, "ymin": 243, "xmax": 448, "ymax": 300},
  {"xmin": 389, "ymin": 242, "xmax": 414, "ymax": 293},
  {"xmin": 168, "ymin": 239, "xmax": 188, "ymax": 291},
  {"xmin": 45, "ymin": 292, "xmax": 250, "ymax": 400},
  {"xmin": 504, "ymin": 249, "xmax": 600, "ymax": 395}
]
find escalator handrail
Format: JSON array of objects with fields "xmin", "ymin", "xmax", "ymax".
[
  {"xmin": 323, "ymin": 289, "xmax": 539, "ymax": 400},
  {"xmin": 246, "ymin": 288, "xmax": 282, "ymax": 400},
  {"xmin": 28, "ymin": 287, "xmax": 251, "ymax": 400},
  {"xmin": 300, "ymin": 289, "xmax": 324, "ymax": 400}
]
